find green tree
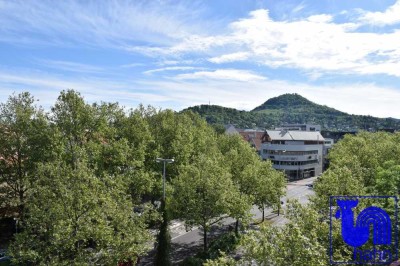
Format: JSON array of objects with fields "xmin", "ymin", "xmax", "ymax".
[
  {"xmin": 218, "ymin": 134, "xmax": 261, "ymax": 233},
  {"xmin": 327, "ymin": 132, "xmax": 400, "ymax": 188},
  {"xmin": 171, "ymin": 152, "xmax": 241, "ymax": 251},
  {"xmin": 241, "ymin": 201, "xmax": 328, "ymax": 266},
  {"xmin": 51, "ymin": 91, "xmax": 152, "ymax": 204},
  {"xmin": 51, "ymin": 90, "xmax": 94, "ymax": 169},
  {"xmin": 374, "ymin": 160, "xmax": 400, "ymax": 196},
  {"xmin": 251, "ymin": 161, "xmax": 286, "ymax": 220},
  {"xmin": 9, "ymin": 160, "xmax": 152, "ymax": 265},
  {"xmin": 154, "ymin": 201, "xmax": 171, "ymax": 266},
  {"xmin": 203, "ymin": 251, "xmax": 236, "ymax": 266},
  {"xmin": 0, "ymin": 92, "xmax": 53, "ymax": 218}
]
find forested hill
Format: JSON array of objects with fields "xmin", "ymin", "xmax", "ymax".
[{"xmin": 183, "ymin": 94, "xmax": 400, "ymax": 131}]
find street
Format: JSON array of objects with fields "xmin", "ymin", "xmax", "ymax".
[{"xmin": 139, "ymin": 176, "xmax": 316, "ymax": 265}]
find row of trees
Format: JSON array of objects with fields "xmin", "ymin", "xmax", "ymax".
[
  {"xmin": 0, "ymin": 90, "xmax": 286, "ymax": 264},
  {"xmin": 206, "ymin": 131, "xmax": 400, "ymax": 265}
]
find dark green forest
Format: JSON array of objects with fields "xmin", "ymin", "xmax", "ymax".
[{"xmin": 184, "ymin": 93, "xmax": 400, "ymax": 131}]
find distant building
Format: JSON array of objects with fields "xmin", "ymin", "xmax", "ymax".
[
  {"xmin": 224, "ymin": 124, "xmax": 240, "ymax": 135},
  {"xmin": 275, "ymin": 124, "xmax": 321, "ymax": 132},
  {"xmin": 224, "ymin": 125, "xmax": 264, "ymax": 153},
  {"xmin": 322, "ymin": 138, "xmax": 334, "ymax": 170},
  {"xmin": 238, "ymin": 129, "xmax": 265, "ymax": 153},
  {"xmin": 226, "ymin": 124, "xmax": 335, "ymax": 179},
  {"xmin": 260, "ymin": 129, "xmax": 325, "ymax": 180},
  {"xmin": 320, "ymin": 130, "xmax": 357, "ymax": 143}
]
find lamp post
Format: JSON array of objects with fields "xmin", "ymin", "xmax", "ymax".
[
  {"xmin": 156, "ymin": 158, "xmax": 174, "ymax": 201},
  {"xmin": 155, "ymin": 158, "xmax": 174, "ymax": 266},
  {"xmin": 13, "ymin": 217, "xmax": 19, "ymax": 234}
]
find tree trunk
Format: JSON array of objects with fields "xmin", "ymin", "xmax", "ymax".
[
  {"xmin": 235, "ymin": 219, "xmax": 239, "ymax": 235},
  {"xmin": 19, "ymin": 189, "xmax": 24, "ymax": 220},
  {"xmin": 262, "ymin": 208, "xmax": 265, "ymax": 222},
  {"xmin": 203, "ymin": 227, "xmax": 207, "ymax": 251},
  {"xmin": 278, "ymin": 202, "xmax": 280, "ymax": 216}
]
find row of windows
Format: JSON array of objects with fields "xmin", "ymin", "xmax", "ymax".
[
  {"xmin": 270, "ymin": 141, "xmax": 324, "ymax": 145},
  {"xmin": 271, "ymin": 160, "xmax": 319, "ymax": 166},
  {"xmin": 263, "ymin": 149, "xmax": 318, "ymax": 155},
  {"xmin": 285, "ymin": 168, "xmax": 315, "ymax": 179}
]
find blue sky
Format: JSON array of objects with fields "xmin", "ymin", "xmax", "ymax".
[{"xmin": 0, "ymin": 0, "xmax": 400, "ymax": 118}]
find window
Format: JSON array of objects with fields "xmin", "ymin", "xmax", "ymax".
[{"xmin": 265, "ymin": 150, "xmax": 318, "ymax": 155}]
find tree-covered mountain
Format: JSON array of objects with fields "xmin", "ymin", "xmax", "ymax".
[{"xmin": 183, "ymin": 93, "xmax": 400, "ymax": 131}]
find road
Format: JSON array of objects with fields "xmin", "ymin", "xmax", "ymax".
[{"xmin": 139, "ymin": 176, "xmax": 316, "ymax": 265}]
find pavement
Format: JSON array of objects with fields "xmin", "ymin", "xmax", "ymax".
[{"xmin": 138, "ymin": 176, "xmax": 316, "ymax": 265}]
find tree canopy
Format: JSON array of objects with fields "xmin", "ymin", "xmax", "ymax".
[{"xmin": 0, "ymin": 90, "xmax": 286, "ymax": 264}]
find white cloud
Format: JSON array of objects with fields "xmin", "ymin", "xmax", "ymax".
[
  {"xmin": 132, "ymin": 8, "xmax": 400, "ymax": 78},
  {"xmin": 143, "ymin": 66, "xmax": 204, "ymax": 75},
  {"xmin": 359, "ymin": 0, "xmax": 400, "ymax": 26},
  {"xmin": 208, "ymin": 52, "xmax": 250, "ymax": 63},
  {"xmin": 306, "ymin": 14, "xmax": 333, "ymax": 23},
  {"xmin": 175, "ymin": 69, "xmax": 267, "ymax": 82}
]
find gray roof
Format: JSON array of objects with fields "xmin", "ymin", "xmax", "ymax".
[
  {"xmin": 225, "ymin": 125, "xmax": 239, "ymax": 135},
  {"xmin": 265, "ymin": 130, "xmax": 293, "ymax": 140},
  {"xmin": 266, "ymin": 130, "xmax": 325, "ymax": 141}
]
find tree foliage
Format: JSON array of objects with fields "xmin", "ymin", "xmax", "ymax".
[
  {"xmin": 171, "ymin": 152, "xmax": 242, "ymax": 251},
  {"xmin": 9, "ymin": 161, "xmax": 152, "ymax": 265},
  {"xmin": 240, "ymin": 200, "xmax": 328, "ymax": 266},
  {"xmin": 0, "ymin": 90, "xmax": 291, "ymax": 264},
  {"xmin": 0, "ymin": 92, "xmax": 54, "ymax": 218}
]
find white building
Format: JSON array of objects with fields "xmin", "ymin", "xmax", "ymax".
[
  {"xmin": 275, "ymin": 124, "xmax": 321, "ymax": 132},
  {"xmin": 260, "ymin": 130, "xmax": 325, "ymax": 180}
]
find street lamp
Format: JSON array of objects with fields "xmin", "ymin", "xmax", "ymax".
[
  {"xmin": 155, "ymin": 158, "xmax": 174, "ymax": 264},
  {"xmin": 13, "ymin": 217, "xmax": 19, "ymax": 234},
  {"xmin": 156, "ymin": 158, "xmax": 174, "ymax": 201}
]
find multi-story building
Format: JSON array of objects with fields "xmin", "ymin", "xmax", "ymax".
[
  {"xmin": 260, "ymin": 129, "xmax": 325, "ymax": 180},
  {"xmin": 275, "ymin": 124, "xmax": 321, "ymax": 132}
]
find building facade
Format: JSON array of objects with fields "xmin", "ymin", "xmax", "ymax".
[
  {"xmin": 275, "ymin": 124, "xmax": 321, "ymax": 132},
  {"xmin": 225, "ymin": 125, "xmax": 265, "ymax": 154},
  {"xmin": 260, "ymin": 130, "xmax": 325, "ymax": 180}
]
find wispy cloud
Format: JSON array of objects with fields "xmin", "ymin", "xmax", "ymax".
[
  {"xmin": 208, "ymin": 52, "xmax": 250, "ymax": 63},
  {"xmin": 0, "ymin": 0, "xmax": 206, "ymax": 48},
  {"xmin": 120, "ymin": 63, "xmax": 146, "ymax": 68},
  {"xmin": 175, "ymin": 69, "xmax": 267, "ymax": 82},
  {"xmin": 0, "ymin": 68, "xmax": 399, "ymax": 118},
  {"xmin": 0, "ymin": 69, "xmax": 171, "ymax": 109},
  {"xmin": 36, "ymin": 59, "xmax": 104, "ymax": 73},
  {"xmin": 143, "ymin": 66, "xmax": 205, "ymax": 75}
]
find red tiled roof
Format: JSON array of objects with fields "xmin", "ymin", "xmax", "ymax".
[{"xmin": 238, "ymin": 131, "xmax": 265, "ymax": 151}]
